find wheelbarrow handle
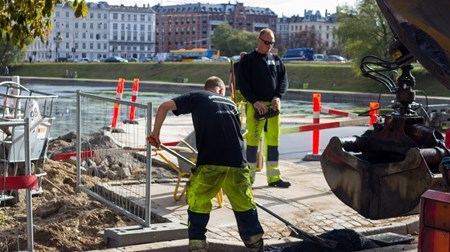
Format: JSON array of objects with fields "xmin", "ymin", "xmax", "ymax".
[{"xmin": 159, "ymin": 143, "xmax": 196, "ymax": 167}]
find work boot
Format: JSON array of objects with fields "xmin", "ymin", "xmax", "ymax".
[
  {"xmin": 243, "ymin": 233, "xmax": 264, "ymax": 252},
  {"xmin": 268, "ymin": 179, "xmax": 291, "ymax": 188},
  {"xmin": 188, "ymin": 240, "xmax": 208, "ymax": 252}
]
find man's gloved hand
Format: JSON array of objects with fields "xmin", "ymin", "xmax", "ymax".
[
  {"xmin": 254, "ymin": 108, "xmax": 280, "ymax": 121},
  {"xmin": 146, "ymin": 135, "xmax": 160, "ymax": 148}
]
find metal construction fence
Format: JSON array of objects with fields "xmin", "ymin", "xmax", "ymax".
[
  {"xmin": 0, "ymin": 119, "xmax": 36, "ymax": 252},
  {"xmin": 76, "ymin": 90, "xmax": 153, "ymax": 226}
]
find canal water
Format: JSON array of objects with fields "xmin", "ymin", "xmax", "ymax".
[{"xmin": 22, "ymin": 83, "xmax": 362, "ymax": 138}]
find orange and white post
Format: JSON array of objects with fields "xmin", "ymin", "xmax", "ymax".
[
  {"xmin": 369, "ymin": 102, "xmax": 379, "ymax": 126},
  {"xmin": 312, "ymin": 93, "xmax": 321, "ymax": 155},
  {"xmin": 124, "ymin": 78, "xmax": 139, "ymax": 124},
  {"xmin": 111, "ymin": 78, "xmax": 125, "ymax": 128}
]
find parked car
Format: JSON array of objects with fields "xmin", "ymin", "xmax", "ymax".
[
  {"xmin": 230, "ymin": 55, "xmax": 241, "ymax": 62},
  {"xmin": 104, "ymin": 56, "xmax": 128, "ymax": 62},
  {"xmin": 128, "ymin": 58, "xmax": 139, "ymax": 62},
  {"xmin": 193, "ymin": 56, "xmax": 213, "ymax": 62},
  {"xmin": 164, "ymin": 55, "xmax": 182, "ymax": 62},
  {"xmin": 313, "ymin": 54, "xmax": 325, "ymax": 61},
  {"xmin": 213, "ymin": 56, "xmax": 231, "ymax": 62},
  {"xmin": 140, "ymin": 57, "xmax": 153, "ymax": 62},
  {"xmin": 324, "ymin": 55, "xmax": 347, "ymax": 62},
  {"xmin": 78, "ymin": 58, "xmax": 90, "ymax": 63}
]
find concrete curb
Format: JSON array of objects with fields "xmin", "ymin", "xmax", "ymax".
[{"xmin": 356, "ymin": 216, "xmax": 419, "ymax": 236}]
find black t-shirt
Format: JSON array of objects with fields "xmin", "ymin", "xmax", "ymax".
[
  {"xmin": 172, "ymin": 90, "xmax": 247, "ymax": 167},
  {"xmin": 238, "ymin": 50, "xmax": 289, "ymax": 104}
]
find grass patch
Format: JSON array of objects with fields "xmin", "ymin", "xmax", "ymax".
[{"xmin": 8, "ymin": 61, "xmax": 450, "ymax": 97}]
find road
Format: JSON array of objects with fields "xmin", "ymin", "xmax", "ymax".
[{"xmin": 280, "ymin": 126, "xmax": 368, "ymax": 160}]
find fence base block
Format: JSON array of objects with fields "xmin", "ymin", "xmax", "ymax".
[
  {"xmin": 104, "ymin": 223, "xmax": 188, "ymax": 248},
  {"xmin": 302, "ymin": 153, "xmax": 322, "ymax": 161}
]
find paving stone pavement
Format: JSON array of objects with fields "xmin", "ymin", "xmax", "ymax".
[{"xmin": 91, "ymin": 114, "xmax": 419, "ymax": 251}]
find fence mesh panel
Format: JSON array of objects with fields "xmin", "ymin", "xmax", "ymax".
[{"xmin": 76, "ymin": 91, "xmax": 153, "ymax": 226}]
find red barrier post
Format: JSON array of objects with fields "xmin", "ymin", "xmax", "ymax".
[
  {"xmin": 369, "ymin": 102, "xmax": 379, "ymax": 126},
  {"xmin": 312, "ymin": 93, "xmax": 321, "ymax": 155},
  {"xmin": 124, "ymin": 78, "xmax": 139, "ymax": 124},
  {"xmin": 111, "ymin": 78, "xmax": 125, "ymax": 128}
]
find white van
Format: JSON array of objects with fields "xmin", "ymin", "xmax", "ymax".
[
  {"xmin": 79, "ymin": 58, "xmax": 90, "ymax": 63},
  {"xmin": 313, "ymin": 54, "xmax": 325, "ymax": 61}
]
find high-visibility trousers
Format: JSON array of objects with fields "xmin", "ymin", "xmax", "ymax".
[
  {"xmin": 246, "ymin": 101, "xmax": 281, "ymax": 184},
  {"xmin": 187, "ymin": 165, "xmax": 264, "ymax": 246}
]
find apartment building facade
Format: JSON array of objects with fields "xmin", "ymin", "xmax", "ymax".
[
  {"xmin": 25, "ymin": 2, "xmax": 339, "ymax": 61},
  {"xmin": 277, "ymin": 9, "xmax": 339, "ymax": 55},
  {"xmin": 27, "ymin": 1, "xmax": 156, "ymax": 62}
]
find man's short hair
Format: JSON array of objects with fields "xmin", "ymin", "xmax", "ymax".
[
  {"xmin": 259, "ymin": 28, "xmax": 273, "ymax": 37},
  {"xmin": 204, "ymin": 76, "xmax": 225, "ymax": 90}
]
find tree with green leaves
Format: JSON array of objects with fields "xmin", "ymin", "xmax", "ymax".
[
  {"xmin": 0, "ymin": 0, "xmax": 87, "ymax": 67},
  {"xmin": 0, "ymin": 39, "xmax": 25, "ymax": 68},
  {"xmin": 335, "ymin": 0, "xmax": 394, "ymax": 68},
  {"xmin": 212, "ymin": 24, "xmax": 258, "ymax": 57},
  {"xmin": 0, "ymin": 0, "xmax": 88, "ymax": 48}
]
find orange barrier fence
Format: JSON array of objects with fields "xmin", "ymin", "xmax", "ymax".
[
  {"xmin": 369, "ymin": 102, "xmax": 380, "ymax": 126},
  {"xmin": 281, "ymin": 93, "xmax": 375, "ymax": 159},
  {"xmin": 111, "ymin": 78, "xmax": 125, "ymax": 128},
  {"xmin": 124, "ymin": 78, "xmax": 139, "ymax": 124},
  {"xmin": 312, "ymin": 93, "xmax": 321, "ymax": 155}
]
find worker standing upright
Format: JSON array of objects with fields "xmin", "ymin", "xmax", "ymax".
[{"xmin": 238, "ymin": 28, "xmax": 291, "ymax": 188}]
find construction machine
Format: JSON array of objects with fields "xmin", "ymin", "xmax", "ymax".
[{"xmin": 320, "ymin": 0, "xmax": 450, "ymax": 222}]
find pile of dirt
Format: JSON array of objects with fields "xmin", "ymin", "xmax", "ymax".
[{"xmin": 0, "ymin": 132, "xmax": 178, "ymax": 251}]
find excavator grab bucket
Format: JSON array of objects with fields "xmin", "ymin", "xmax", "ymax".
[{"xmin": 320, "ymin": 0, "xmax": 450, "ymax": 219}]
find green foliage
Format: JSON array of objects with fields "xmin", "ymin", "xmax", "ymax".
[
  {"xmin": 212, "ymin": 24, "xmax": 258, "ymax": 56},
  {"xmin": 0, "ymin": 0, "xmax": 87, "ymax": 48},
  {"xmin": 0, "ymin": 38, "xmax": 26, "ymax": 67},
  {"xmin": 335, "ymin": 0, "xmax": 394, "ymax": 70}
]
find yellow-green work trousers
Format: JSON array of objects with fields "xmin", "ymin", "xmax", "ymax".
[
  {"xmin": 245, "ymin": 101, "xmax": 282, "ymax": 184},
  {"xmin": 187, "ymin": 165, "xmax": 264, "ymax": 252}
]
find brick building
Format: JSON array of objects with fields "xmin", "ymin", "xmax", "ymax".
[{"xmin": 152, "ymin": 3, "xmax": 278, "ymax": 52}]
